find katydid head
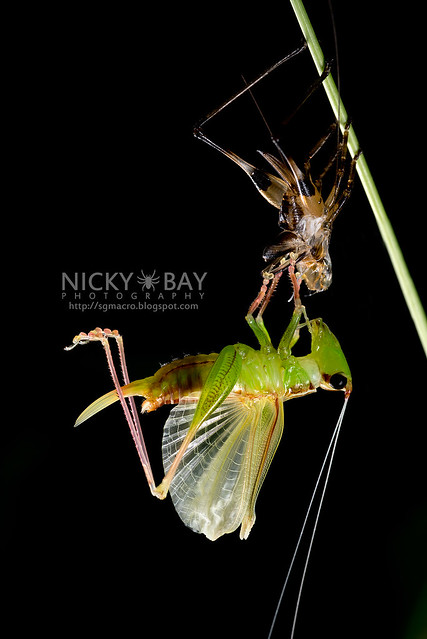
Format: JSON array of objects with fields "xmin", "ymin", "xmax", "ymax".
[
  {"xmin": 292, "ymin": 318, "xmax": 352, "ymax": 397},
  {"xmin": 309, "ymin": 318, "xmax": 352, "ymax": 397}
]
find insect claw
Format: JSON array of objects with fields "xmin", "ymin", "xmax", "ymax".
[
  {"xmin": 322, "ymin": 59, "xmax": 333, "ymax": 77},
  {"xmin": 65, "ymin": 327, "xmax": 123, "ymax": 351},
  {"xmin": 64, "ymin": 331, "xmax": 92, "ymax": 350},
  {"xmin": 64, "ymin": 334, "xmax": 83, "ymax": 350}
]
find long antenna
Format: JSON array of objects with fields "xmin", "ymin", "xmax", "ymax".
[
  {"xmin": 288, "ymin": 398, "xmax": 347, "ymax": 638},
  {"xmin": 267, "ymin": 397, "xmax": 349, "ymax": 638}
]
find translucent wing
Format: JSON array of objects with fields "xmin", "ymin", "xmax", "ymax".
[{"xmin": 162, "ymin": 392, "xmax": 284, "ymax": 540}]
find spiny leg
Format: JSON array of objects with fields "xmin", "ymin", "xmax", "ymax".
[
  {"xmin": 282, "ymin": 60, "xmax": 332, "ymax": 127},
  {"xmin": 247, "ymin": 277, "xmax": 272, "ymax": 316},
  {"xmin": 247, "ymin": 269, "xmax": 284, "ymax": 335},
  {"xmin": 330, "ymin": 120, "xmax": 352, "ymax": 204},
  {"xmin": 258, "ymin": 270, "xmax": 283, "ymax": 318},
  {"xmin": 277, "ymin": 260, "xmax": 311, "ymax": 360},
  {"xmin": 277, "ymin": 263, "xmax": 304, "ymax": 359},
  {"xmin": 289, "ymin": 256, "xmax": 312, "ymax": 327},
  {"xmin": 244, "ymin": 271, "xmax": 283, "ymax": 352},
  {"xmin": 194, "ymin": 42, "xmax": 307, "ymax": 137},
  {"xmin": 288, "ymin": 260, "xmax": 302, "ymax": 308},
  {"xmin": 304, "ymin": 121, "xmax": 338, "ymax": 188},
  {"xmin": 66, "ymin": 328, "xmax": 158, "ymax": 496},
  {"xmin": 246, "ymin": 260, "xmax": 304, "ymax": 354},
  {"xmin": 306, "ymin": 121, "xmax": 338, "ymax": 163},
  {"xmin": 242, "ymin": 60, "xmax": 332, "ymax": 157},
  {"xmin": 247, "ymin": 251, "xmax": 303, "ymax": 329},
  {"xmin": 326, "ymin": 148, "xmax": 363, "ymax": 225},
  {"xmin": 193, "ymin": 44, "xmax": 308, "ymax": 198},
  {"xmin": 324, "ymin": 120, "xmax": 354, "ymax": 210},
  {"xmin": 288, "ymin": 257, "xmax": 311, "ymax": 327},
  {"xmin": 315, "ymin": 120, "xmax": 351, "ymax": 185}
]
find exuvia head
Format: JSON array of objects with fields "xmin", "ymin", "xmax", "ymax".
[
  {"xmin": 297, "ymin": 254, "xmax": 333, "ymax": 292},
  {"xmin": 296, "ymin": 225, "xmax": 333, "ymax": 292}
]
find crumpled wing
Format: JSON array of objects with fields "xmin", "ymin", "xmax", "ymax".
[{"xmin": 162, "ymin": 393, "xmax": 284, "ymax": 541}]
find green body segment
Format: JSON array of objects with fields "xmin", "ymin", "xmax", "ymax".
[
  {"xmin": 74, "ymin": 353, "xmax": 218, "ymax": 426},
  {"xmin": 75, "ymin": 313, "xmax": 351, "ymax": 540}
]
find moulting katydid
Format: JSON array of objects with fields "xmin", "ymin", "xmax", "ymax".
[
  {"xmin": 66, "ymin": 32, "xmax": 358, "ymax": 543},
  {"xmin": 66, "ymin": 273, "xmax": 351, "ymax": 541},
  {"xmin": 65, "ymin": 9, "xmax": 360, "ymax": 635},
  {"xmin": 66, "ymin": 49, "xmax": 364, "ymax": 634}
]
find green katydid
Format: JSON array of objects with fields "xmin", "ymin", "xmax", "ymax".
[{"xmin": 66, "ymin": 279, "xmax": 351, "ymax": 542}]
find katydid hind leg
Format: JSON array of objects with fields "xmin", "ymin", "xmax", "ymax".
[
  {"xmin": 111, "ymin": 332, "xmax": 158, "ymax": 496},
  {"xmin": 326, "ymin": 147, "xmax": 363, "ymax": 224},
  {"xmin": 66, "ymin": 328, "xmax": 157, "ymax": 495},
  {"xmin": 194, "ymin": 42, "xmax": 307, "ymax": 134},
  {"xmin": 281, "ymin": 59, "xmax": 332, "ymax": 127},
  {"xmin": 258, "ymin": 271, "xmax": 283, "ymax": 318},
  {"xmin": 248, "ymin": 278, "xmax": 271, "ymax": 316}
]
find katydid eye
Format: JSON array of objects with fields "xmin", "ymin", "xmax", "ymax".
[{"xmin": 329, "ymin": 373, "xmax": 347, "ymax": 390}]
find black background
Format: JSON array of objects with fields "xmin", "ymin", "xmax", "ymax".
[{"xmin": 5, "ymin": 2, "xmax": 426, "ymax": 638}]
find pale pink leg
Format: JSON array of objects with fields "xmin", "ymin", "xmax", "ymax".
[
  {"xmin": 247, "ymin": 277, "xmax": 271, "ymax": 316},
  {"xmin": 66, "ymin": 328, "xmax": 159, "ymax": 496},
  {"xmin": 258, "ymin": 271, "xmax": 283, "ymax": 318},
  {"xmin": 288, "ymin": 262, "xmax": 302, "ymax": 307}
]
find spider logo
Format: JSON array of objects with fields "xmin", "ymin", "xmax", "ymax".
[{"xmin": 137, "ymin": 270, "xmax": 161, "ymax": 291}]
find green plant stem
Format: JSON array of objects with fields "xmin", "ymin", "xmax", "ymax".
[{"xmin": 290, "ymin": 0, "xmax": 427, "ymax": 358}]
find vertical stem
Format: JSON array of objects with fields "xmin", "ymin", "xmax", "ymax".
[{"xmin": 289, "ymin": 0, "xmax": 427, "ymax": 358}]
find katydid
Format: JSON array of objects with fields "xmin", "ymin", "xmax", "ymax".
[{"xmin": 66, "ymin": 289, "xmax": 351, "ymax": 541}]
